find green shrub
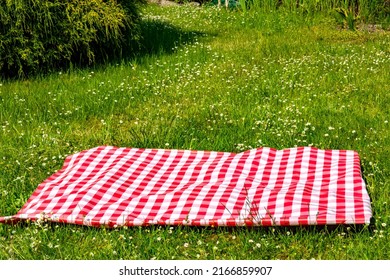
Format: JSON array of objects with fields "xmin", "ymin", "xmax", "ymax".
[{"xmin": 0, "ymin": 0, "xmax": 145, "ymax": 78}]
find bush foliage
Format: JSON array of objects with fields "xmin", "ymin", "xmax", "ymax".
[{"xmin": 0, "ymin": 0, "xmax": 145, "ymax": 78}]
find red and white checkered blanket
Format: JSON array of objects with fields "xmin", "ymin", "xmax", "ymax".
[{"xmin": 0, "ymin": 146, "xmax": 372, "ymax": 227}]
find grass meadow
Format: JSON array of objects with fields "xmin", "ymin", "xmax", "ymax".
[{"xmin": 0, "ymin": 3, "xmax": 389, "ymax": 259}]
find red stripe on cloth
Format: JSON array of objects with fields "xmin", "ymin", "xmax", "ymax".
[
  {"xmin": 93, "ymin": 148, "xmax": 168, "ymax": 224},
  {"xmin": 335, "ymin": 150, "xmax": 347, "ymax": 224},
  {"xmin": 151, "ymin": 153, "xmax": 211, "ymax": 223},
  {"xmin": 297, "ymin": 147, "xmax": 318, "ymax": 225},
  {"xmin": 279, "ymin": 147, "xmax": 302, "ymax": 226},
  {"xmin": 265, "ymin": 148, "xmax": 292, "ymax": 226},
  {"xmin": 106, "ymin": 149, "xmax": 183, "ymax": 225},
  {"xmin": 320, "ymin": 150, "xmax": 334, "ymax": 223},
  {"xmin": 57, "ymin": 147, "xmax": 133, "ymax": 219},
  {"xmin": 175, "ymin": 152, "xmax": 214, "ymax": 223},
  {"xmin": 0, "ymin": 146, "xmax": 372, "ymax": 227},
  {"xmin": 67, "ymin": 147, "xmax": 145, "ymax": 224},
  {"xmin": 151, "ymin": 150, "xmax": 199, "ymax": 223},
  {"xmin": 108, "ymin": 149, "xmax": 173, "ymax": 224},
  {"xmin": 24, "ymin": 147, "xmax": 108, "ymax": 216},
  {"xmin": 352, "ymin": 151, "xmax": 370, "ymax": 224},
  {"xmin": 226, "ymin": 149, "xmax": 261, "ymax": 226},
  {"xmin": 210, "ymin": 150, "xmax": 252, "ymax": 223},
  {"xmin": 252, "ymin": 148, "xmax": 276, "ymax": 226},
  {"xmin": 194, "ymin": 152, "xmax": 234, "ymax": 223},
  {"xmin": 124, "ymin": 149, "xmax": 178, "ymax": 221}
]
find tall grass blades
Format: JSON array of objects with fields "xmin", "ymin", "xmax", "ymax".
[
  {"xmin": 334, "ymin": 6, "xmax": 359, "ymax": 30},
  {"xmin": 236, "ymin": 0, "xmax": 389, "ymax": 24}
]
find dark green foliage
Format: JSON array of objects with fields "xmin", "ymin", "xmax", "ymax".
[{"xmin": 0, "ymin": 0, "xmax": 145, "ymax": 78}]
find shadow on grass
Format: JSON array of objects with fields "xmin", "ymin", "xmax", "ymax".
[
  {"xmin": 135, "ymin": 18, "xmax": 203, "ymax": 57},
  {"xmin": 74, "ymin": 18, "xmax": 204, "ymax": 72},
  {"xmin": 90, "ymin": 18, "xmax": 205, "ymax": 70},
  {"xmin": 0, "ymin": 18, "xmax": 204, "ymax": 80}
]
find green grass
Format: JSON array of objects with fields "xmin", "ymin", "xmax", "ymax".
[{"xmin": 0, "ymin": 4, "xmax": 389, "ymax": 260}]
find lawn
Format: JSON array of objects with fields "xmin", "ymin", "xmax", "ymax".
[{"xmin": 0, "ymin": 3, "xmax": 389, "ymax": 259}]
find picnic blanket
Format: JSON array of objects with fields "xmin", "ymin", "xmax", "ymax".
[{"xmin": 0, "ymin": 146, "xmax": 372, "ymax": 227}]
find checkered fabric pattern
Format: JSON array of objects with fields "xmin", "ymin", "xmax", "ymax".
[{"xmin": 0, "ymin": 146, "xmax": 372, "ymax": 227}]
